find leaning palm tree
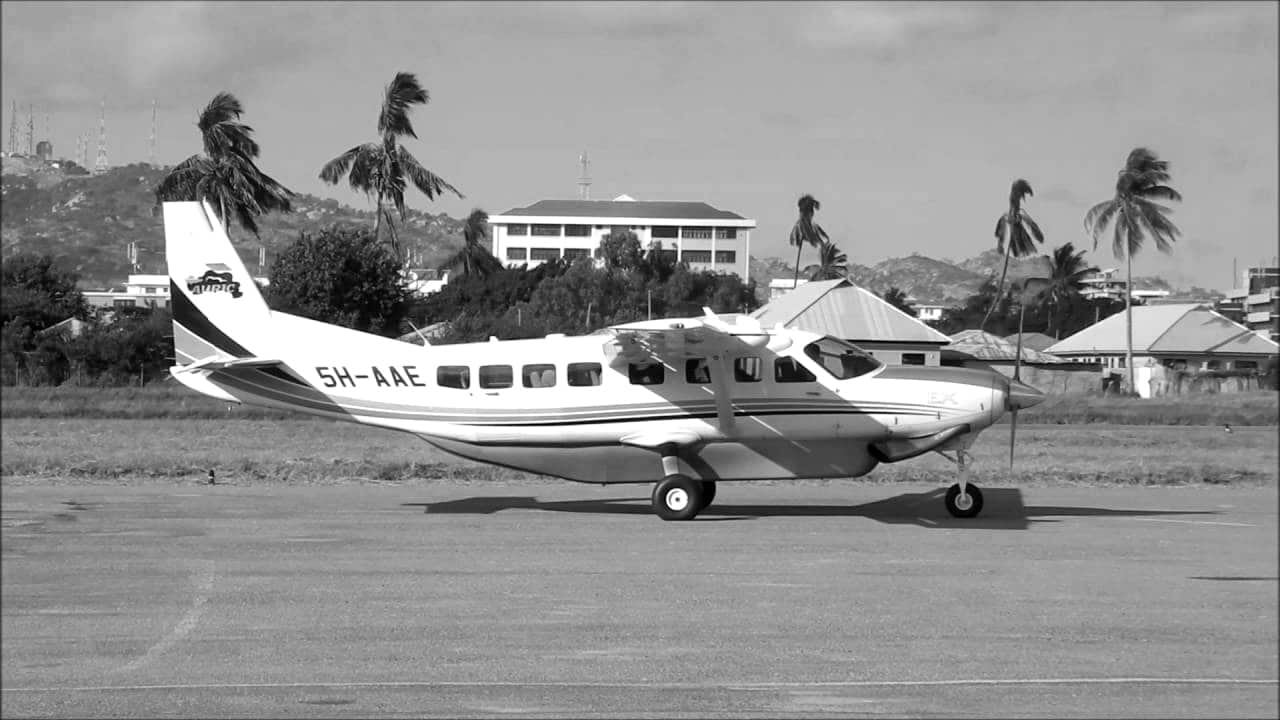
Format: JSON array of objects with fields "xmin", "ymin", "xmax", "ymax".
[
  {"xmin": 981, "ymin": 179, "xmax": 1044, "ymax": 331},
  {"xmin": 809, "ymin": 240, "xmax": 849, "ymax": 281},
  {"xmin": 320, "ymin": 72, "xmax": 463, "ymax": 260},
  {"xmin": 155, "ymin": 92, "xmax": 295, "ymax": 238},
  {"xmin": 439, "ymin": 209, "xmax": 502, "ymax": 280},
  {"xmin": 789, "ymin": 194, "xmax": 828, "ymax": 290},
  {"xmin": 1083, "ymin": 147, "xmax": 1182, "ymax": 393},
  {"xmin": 1041, "ymin": 242, "xmax": 1098, "ymax": 338}
]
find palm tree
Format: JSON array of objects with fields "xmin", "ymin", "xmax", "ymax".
[
  {"xmin": 439, "ymin": 209, "xmax": 502, "ymax": 280},
  {"xmin": 155, "ymin": 92, "xmax": 295, "ymax": 237},
  {"xmin": 1041, "ymin": 243, "xmax": 1097, "ymax": 338},
  {"xmin": 809, "ymin": 240, "xmax": 848, "ymax": 281},
  {"xmin": 1083, "ymin": 147, "xmax": 1182, "ymax": 393},
  {"xmin": 981, "ymin": 179, "xmax": 1044, "ymax": 331},
  {"xmin": 789, "ymin": 194, "xmax": 828, "ymax": 290},
  {"xmin": 320, "ymin": 71, "xmax": 463, "ymax": 260}
]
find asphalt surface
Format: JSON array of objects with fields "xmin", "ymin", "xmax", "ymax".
[{"xmin": 2, "ymin": 481, "xmax": 1277, "ymax": 718}]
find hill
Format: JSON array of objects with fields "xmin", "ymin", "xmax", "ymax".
[{"xmin": 1, "ymin": 162, "xmax": 467, "ymax": 287}]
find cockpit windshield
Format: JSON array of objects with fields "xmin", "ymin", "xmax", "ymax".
[{"xmin": 803, "ymin": 336, "xmax": 882, "ymax": 380}]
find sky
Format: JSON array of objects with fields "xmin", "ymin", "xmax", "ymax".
[{"xmin": 2, "ymin": 1, "xmax": 1276, "ymax": 290}]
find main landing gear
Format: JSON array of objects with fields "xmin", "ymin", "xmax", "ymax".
[
  {"xmin": 652, "ymin": 475, "xmax": 716, "ymax": 521},
  {"xmin": 939, "ymin": 448, "xmax": 984, "ymax": 518}
]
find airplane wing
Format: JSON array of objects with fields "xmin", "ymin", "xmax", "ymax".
[{"xmin": 604, "ymin": 309, "xmax": 792, "ymax": 435}]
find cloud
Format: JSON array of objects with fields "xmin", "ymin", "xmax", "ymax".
[
  {"xmin": 792, "ymin": 1, "xmax": 998, "ymax": 55},
  {"xmin": 1170, "ymin": 2, "xmax": 1278, "ymax": 47}
]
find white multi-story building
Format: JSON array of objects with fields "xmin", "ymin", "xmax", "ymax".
[
  {"xmin": 486, "ymin": 195, "xmax": 755, "ymax": 278},
  {"xmin": 1079, "ymin": 267, "xmax": 1170, "ymax": 303}
]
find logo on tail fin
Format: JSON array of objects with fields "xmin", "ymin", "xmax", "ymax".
[{"xmin": 186, "ymin": 263, "xmax": 243, "ymax": 298}]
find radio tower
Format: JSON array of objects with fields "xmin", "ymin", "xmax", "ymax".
[
  {"xmin": 7, "ymin": 101, "xmax": 16, "ymax": 154},
  {"xmin": 577, "ymin": 150, "xmax": 591, "ymax": 200},
  {"xmin": 26, "ymin": 104, "xmax": 34, "ymax": 155},
  {"xmin": 148, "ymin": 99, "xmax": 156, "ymax": 166},
  {"xmin": 93, "ymin": 99, "xmax": 108, "ymax": 175}
]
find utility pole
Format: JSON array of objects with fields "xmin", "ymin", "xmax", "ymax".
[
  {"xmin": 7, "ymin": 101, "xmax": 16, "ymax": 154},
  {"xmin": 149, "ymin": 99, "xmax": 156, "ymax": 166}
]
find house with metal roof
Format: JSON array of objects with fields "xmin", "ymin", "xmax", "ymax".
[
  {"xmin": 486, "ymin": 195, "xmax": 756, "ymax": 278},
  {"xmin": 1046, "ymin": 304, "xmax": 1279, "ymax": 396},
  {"xmin": 751, "ymin": 278, "xmax": 950, "ymax": 366}
]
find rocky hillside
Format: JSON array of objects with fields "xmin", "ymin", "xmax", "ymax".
[{"xmin": 1, "ymin": 162, "xmax": 466, "ymax": 287}]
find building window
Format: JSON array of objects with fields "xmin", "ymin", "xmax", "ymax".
[
  {"xmin": 145, "ymin": 287, "xmax": 156, "ymax": 294},
  {"xmin": 1205, "ymin": 359, "xmax": 1221, "ymax": 370},
  {"xmin": 507, "ymin": 224, "xmax": 528, "ymax": 236},
  {"xmin": 734, "ymin": 357, "xmax": 762, "ymax": 382},
  {"xmin": 1236, "ymin": 360, "xmax": 1258, "ymax": 370},
  {"xmin": 775, "ymin": 357, "xmax": 816, "ymax": 383},
  {"xmin": 685, "ymin": 358, "xmax": 710, "ymax": 384},
  {"xmin": 652, "ymin": 226, "xmax": 678, "ymax": 239},
  {"xmin": 564, "ymin": 225, "xmax": 591, "ymax": 237},
  {"xmin": 715, "ymin": 251, "xmax": 736, "ymax": 264},
  {"xmin": 522, "ymin": 364, "xmax": 557, "ymax": 388},
  {"xmin": 628, "ymin": 362, "xmax": 664, "ymax": 385},
  {"xmin": 506, "ymin": 247, "xmax": 528, "ymax": 260},
  {"xmin": 682, "ymin": 227, "xmax": 711, "ymax": 239},
  {"xmin": 531, "ymin": 224, "xmax": 561, "ymax": 236},
  {"xmin": 567, "ymin": 362, "xmax": 602, "ymax": 386},
  {"xmin": 902, "ymin": 353, "xmax": 926, "ymax": 366},
  {"xmin": 530, "ymin": 248, "xmax": 560, "ymax": 261},
  {"xmin": 437, "ymin": 366, "xmax": 470, "ymax": 389},
  {"xmin": 682, "ymin": 250, "xmax": 712, "ymax": 263},
  {"xmin": 715, "ymin": 227, "xmax": 737, "ymax": 240},
  {"xmin": 113, "ymin": 299, "xmax": 136, "ymax": 308},
  {"xmin": 563, "ymin": 248, "xmax": 590, "ymax": 260},
  {"xmin": 479, "ymin": 365, "xmax": 513, "ymax": 389}
]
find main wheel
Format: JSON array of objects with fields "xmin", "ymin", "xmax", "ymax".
[
  {"xmin": 653, "ymin": 474, "xmax": 704, "ymax": 521},
  {"xmin": 944, "ymin": 483, "xmax": 984, "ymax": 518},
  {"xmin": 697, "ymin": 481, "xmax": 717, "ymax": 511}
]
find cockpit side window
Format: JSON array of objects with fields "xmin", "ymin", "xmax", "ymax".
[{"xmin": 803, "ymin": 337, "xmax": 881, "ymax": 380}]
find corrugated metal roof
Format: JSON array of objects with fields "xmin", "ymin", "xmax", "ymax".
[
  {"xmin": 1047, "ymin": 304, "xmax": 1280, "ymax": 355},
  {"xmin": 751, "ymin": 279, "xmax": 951, "ymax": 344},
  {"xmin": 495, "ymin": 199, "xmax": 746, "ymax": 220},
  {"xmin": 949, "ymin": 330, "xmax": 1070, "ymax": 363},
  {"xmin": 1002, "ymin": 332, "xmax": 1059, "ymax": 352}
]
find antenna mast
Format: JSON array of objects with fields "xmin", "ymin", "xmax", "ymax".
[
  {"xmin": 7, "ymin": 101, "xmax": 16, "ymax": 154},
  {"xmin": 149, "ymin": 99, "xmax": 156, "ymax": 166},
  {"xmin": 577, "ymin": 150, "xmax": 591, "ymax": 200},
  {"xmin": 26, "ymin": 104, "xmax": 34, "ymax": 155},
  {"xmin": 94, "ymin": 98, "xmax": 108, "ymax": 174}
]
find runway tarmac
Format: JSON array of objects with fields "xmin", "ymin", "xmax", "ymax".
[{"xmin": 2, "ymin": 481, "xmax": 1277, "ymax": 718}]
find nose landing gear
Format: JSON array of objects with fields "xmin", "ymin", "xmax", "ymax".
[{"xmin": 939, "ymin": 448, "xmax": 985, "ymax": 518}]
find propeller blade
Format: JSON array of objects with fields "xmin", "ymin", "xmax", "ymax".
[{"xmin": 1009, "ymin": 407, "xmax": 1018, "ymax": 469}]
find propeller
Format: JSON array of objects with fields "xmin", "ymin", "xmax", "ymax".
[{"xmin": 1008, "ymin": 278, "xmax": 1050, "ymax": 469}]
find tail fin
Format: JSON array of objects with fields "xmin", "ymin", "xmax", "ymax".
[{"xmin": 164, "ymin": 201, "xmax": 271, "ymax": 368}]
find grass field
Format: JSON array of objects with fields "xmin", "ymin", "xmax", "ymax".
[
  {"xmin": 1, "ymin": 384, "xmax": 1277, "ymax": 425},
  {"xmin": 2, "ymin": 418, "xmax": 1275, "ymax": 488}
]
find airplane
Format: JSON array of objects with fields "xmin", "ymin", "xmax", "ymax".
[{"xmin": 163, "ymin": 200, "xmax": 1046, "ymax": 521}]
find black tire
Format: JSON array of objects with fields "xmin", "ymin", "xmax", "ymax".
[
  {"xmin": 652, "ymin": 474, "xmax": 703, "ymax": 521},
  {"xmin": 944, "ymin": 483, "xmax": 984, "ymax": 518},
  {"xmin": 697, "ymin": 481, "xmax": 716, "ymax": 511}
]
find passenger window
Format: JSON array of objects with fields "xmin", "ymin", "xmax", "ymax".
[
  {"xmin": 775, "ymin": 356, "xmax": 816, "ymax": 383},
  {"xmin": 567, "ymin": 362, "xmax": 602, "ymax": 387},
  {"xmin": 436, "ymin": 365, "xmax": 470, "ymax": 389},
  {"xmin": 685, "ymin": 358, "xmax": 711, "ymax": 384},
  {"xmin": 902, "ymin": 353, "xmax": 926, "ymax": 366},
  {"xmin": 522, "ymin": 364, "xmax": 556, "ymax": 388},
  {"xmin": 628, "ymin": 362, "xmax": 664, "ymax": 385},
  {"xmin": 479, "ymin": 365, "xmax": 513, "ymax": 389},
  {"xmin": 733, "ymin": 356, "xmax": 761, "ymax": 383},
  {"xmin": 804, "ymin": 337, "xmax": 881, "ymax": 379}
]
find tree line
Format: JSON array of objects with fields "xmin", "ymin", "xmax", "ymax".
[{"xmin": 1, "ymin": 70, "xmax": 1187, "ymax": 392}]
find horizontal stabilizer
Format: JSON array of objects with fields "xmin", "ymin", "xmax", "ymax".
[{"xmin": 175, "ymin": 355, "xmax": 285, "ymax": 374}]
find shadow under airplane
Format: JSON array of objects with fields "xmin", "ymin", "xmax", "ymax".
[{"xmin": 402, "ymin": 488, "xmax": 1222, "ymax": 531}]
